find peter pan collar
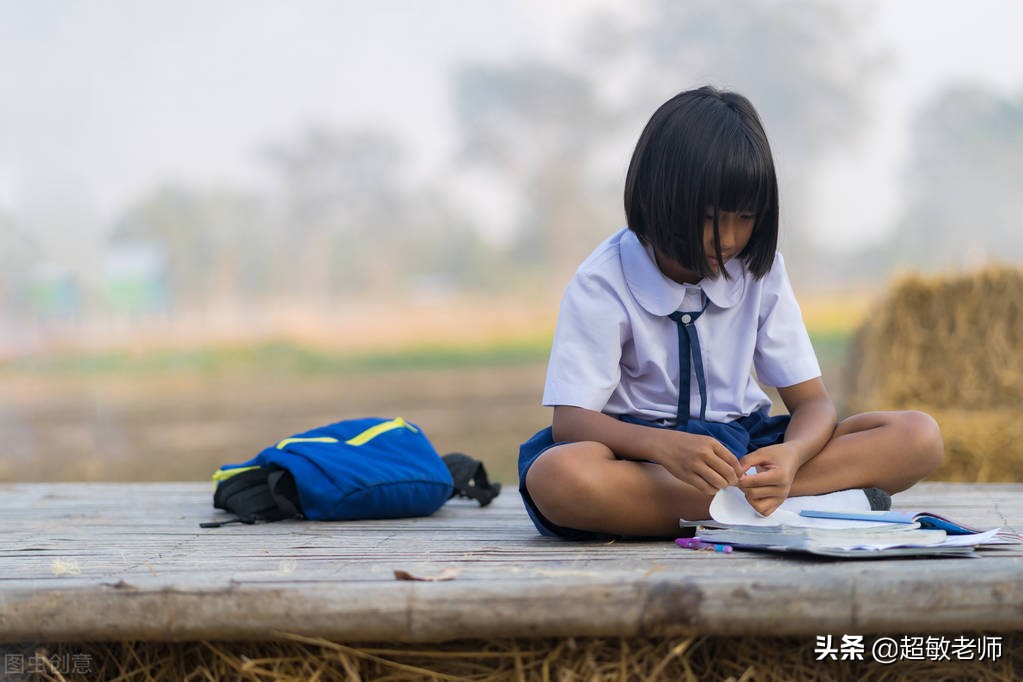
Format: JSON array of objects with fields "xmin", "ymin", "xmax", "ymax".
[{"xmin": 619, "ymin": 228, "xmax": 746, "ymax": 316}]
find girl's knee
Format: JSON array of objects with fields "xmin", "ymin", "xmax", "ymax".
[
  {"xmin": 527, "ymin": 445, "xmax": 605, "ymax": 519},
  {"xmin": 897, "ymin": 410, "xmax": 944, "ymax": 472},
  {"xmin": 524, "ymin": 442, "xmax": 614, "ymax": 526}
]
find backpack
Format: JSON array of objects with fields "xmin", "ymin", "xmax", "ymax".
[{"xmin": 201, "ymin": 416, "xmax": 500, "ymax": 527}]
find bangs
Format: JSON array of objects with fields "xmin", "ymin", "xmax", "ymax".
[{"xmin": 702, "ymin": 118, "xmax": 775, "ymax": 217}]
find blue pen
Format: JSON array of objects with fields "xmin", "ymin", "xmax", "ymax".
[{"xmin": 704, "ymin": 542, "xmax": 734, "ymax": 554}]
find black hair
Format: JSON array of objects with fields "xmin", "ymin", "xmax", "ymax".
[{"xmin": 624, "ymin": 86, "xmax": 779, "ymax": 280}]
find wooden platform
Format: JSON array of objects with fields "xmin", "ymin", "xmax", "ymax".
[{"xmin": 1, "ymin": 481, "xmax": 1021, "ymax": 643}]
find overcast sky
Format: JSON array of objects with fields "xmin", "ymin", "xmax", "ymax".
[{"xmin": 2, "ymin": 0, "xmax": 1021, "ymax": 256}]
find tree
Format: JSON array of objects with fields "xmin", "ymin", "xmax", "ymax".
[
  {"xmin": 452, "ymin": 1, "xmax": 885, "ymax": 287},
  {"xmin": 0, "ymin": 216, "xmax": 40, "ymax": 316},
  {"xmin": 889, "ymin": 83, "xmax": 1023, "ymax": 269},
  {"xmin": 111, "ymin": 185, "xmax": 272, "ymax": 310},
  {"xmin": 453, "ymin": 61, "xmax": 614, "ymax": 284},
  {"xmin": 582, "ymin": 0, "xmax": 887, "ymax": 278},
  {"xmin": 262, "ymin": 127, "xmax": 407, "ymax": 298}
]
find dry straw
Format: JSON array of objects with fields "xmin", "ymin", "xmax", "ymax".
[
  {"xmin": 25, "ymin": 633, "xmax": 1023, "ymax": 681},
  {"xmin": 845, "ymin": 266, "xmax": 1023, "ymax": 481}
]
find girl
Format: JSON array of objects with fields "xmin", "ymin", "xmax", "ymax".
[{"xmin": 519, "ymin": 86, "xmax": 944, "ymax": 540}]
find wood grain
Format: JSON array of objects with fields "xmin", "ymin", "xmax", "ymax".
[{"xmin": 0, "ymin": 482, "xmax": 1020, "ymax": 642}]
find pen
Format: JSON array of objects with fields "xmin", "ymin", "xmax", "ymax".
[
  {"xmin": 703, "ymin": 542, "xmax": 734, "ymax": 553},
  {"xmin": 675, "ymin": 538, "xmax": 734, "ymax": 553}
]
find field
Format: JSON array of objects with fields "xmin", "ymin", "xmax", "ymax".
[
  {"xmin": 0, "ymin": 292, "xmax": 860, "ymax": 486},
  {"xmin": 0, "ymin": 351, "xmax": 548, "ymax": 485}
]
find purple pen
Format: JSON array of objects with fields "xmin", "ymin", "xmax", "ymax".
[{"xmin": 675, "ymin": 537, "xmax": 733, "ymax": 553}]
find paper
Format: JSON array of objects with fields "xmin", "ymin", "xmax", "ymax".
[
  {"xmin": 932, "ymin": 528, "xmax": 1005, "ymax": 547},
  {"xmin": 709, "ymin": 485, "xmax": 887, "ymax": 530}
]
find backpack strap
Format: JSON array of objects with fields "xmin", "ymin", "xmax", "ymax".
[
  {"xmin": 267, "ymin": 468, "xmax": 302, "ymax": 517},
  {"xmin": 442, "ymin": 452, "xmax": 501, "ymax": 507},
  {"xmin": 201, "ymin": 467, "xmax": 302, "ymax": 527}
]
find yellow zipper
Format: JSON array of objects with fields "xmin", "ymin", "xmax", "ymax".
[
  {"xmin": 214, "ymin": 418, "xmax": 416, "ymax": 483},
  {"xmin": 344, "ymin": 417, "xmax": 418, "ymax": 445},
  {"xmin": 212, "ymin": 465, "xmax": 263, "ymax": 482}
]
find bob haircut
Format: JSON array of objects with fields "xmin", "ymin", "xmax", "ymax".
[{"xmin": 624, "ymin": 86, "xmax": 779, "ymax": 280}]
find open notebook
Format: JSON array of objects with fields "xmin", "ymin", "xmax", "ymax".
[{"xmin": 680, "ymin": 486, "xmax": 1020, "ymax": 558}]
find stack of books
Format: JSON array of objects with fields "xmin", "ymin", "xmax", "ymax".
[{"xmin": 679, "ymin": 487, "xmax": 1021, "ymax": 559}]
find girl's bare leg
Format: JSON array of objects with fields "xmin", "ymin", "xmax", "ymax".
[
  {"xmin": 525, "ymin": 441, "xmax": 713, "ymax": 537},
  {"xmin": 524, "ymin": 410, "xmax": 943, "ymax": 538},
  {"xmin": 788, "ymin": 410, "xmax": 944, "ymax": 497}
]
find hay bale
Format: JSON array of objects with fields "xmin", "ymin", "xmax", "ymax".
[
  {"xmin": 26, "ymin": 633, "xmax": 1023, "ymax": 681},
  {"xmin": 922, "ymin": 408, "xmax": 1023, "ymax": 482},
  {"xmin": 845, "ymin": 266, "xmax": 1023, "ymax": 482},
  {"xmin": 846, "ymin": 266, "xmax": 1023, "ymax": 411}
]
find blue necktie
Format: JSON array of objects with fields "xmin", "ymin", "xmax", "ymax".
[{"xmin": 668, "ymin": 298, "xmax": 709, "ymax": 425}]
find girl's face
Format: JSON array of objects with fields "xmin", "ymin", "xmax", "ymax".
[{"xmin": 656, "ymin": 208, "xmax": 757, "ymax": 285}]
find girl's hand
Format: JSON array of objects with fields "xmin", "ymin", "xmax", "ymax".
[
  {"xmin": 735, "ymin": 443, "xmax": 800, "ymax": 516},
  {"xmin": 647, "ymin": 430, "xmax": 744, "ymax": 496}
]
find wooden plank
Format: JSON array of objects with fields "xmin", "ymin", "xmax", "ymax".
[{"xmin": 0, "ymin": 482, "xmax": 1020, "ymax": 642}]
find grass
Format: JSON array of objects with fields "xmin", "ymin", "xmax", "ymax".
[
  {"xmin": 0, "ymin": 336, "xmax": 554, "ymax": 377},
  {"xmin": 0, "ymin": 330, "xmax": 851, "ymax": 377}
]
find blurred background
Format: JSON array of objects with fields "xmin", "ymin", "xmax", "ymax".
[{"xmin": 1, "ymin": 0, "xmax": 1021, "ymax": 485}]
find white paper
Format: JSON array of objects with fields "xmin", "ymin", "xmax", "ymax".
[
  {"xmin": 709, "ymin": 485, "xmax": 887, "ymax": 530},
  {"xmin": 936, "ymin": 528, "xmax": 1005, "ymax": 547}
]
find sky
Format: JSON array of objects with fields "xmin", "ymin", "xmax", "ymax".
[
  {"xmin": 2, "ymin": 0, "xmax": 1022, "ymax": 259},
  {"xmin": 816, "ymin": 0, "xmax": 1023, "ymax": 249}
]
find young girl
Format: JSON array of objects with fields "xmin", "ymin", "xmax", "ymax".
[{"xmin": 519, "ymin": 86, "xmax": 944, "ymax": 540}]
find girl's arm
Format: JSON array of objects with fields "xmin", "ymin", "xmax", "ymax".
[
  {"xmin": 552, "ymin": 405, "xmax": 744, "ymax": 495},
  {"xmin": 773, "ymin": 377, "xmax": 837, "ymax": 464},
  {"xmin": 736, "ymin": 377, "xmax": 837, "ymax": 514}
]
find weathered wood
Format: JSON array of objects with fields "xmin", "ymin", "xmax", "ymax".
[{"xmin": 0, "ymin": 482, "xmax": 1020, "ymax": 642}]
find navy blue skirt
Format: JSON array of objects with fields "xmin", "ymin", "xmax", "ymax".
[{"xmin": 518, "ymin": 410, "xmax": 790, "ymax": 540}]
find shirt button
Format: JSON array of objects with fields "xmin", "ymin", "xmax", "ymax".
[{"xmin": 681, "ymin": 314, "xmax": 692, "ymax": 324}]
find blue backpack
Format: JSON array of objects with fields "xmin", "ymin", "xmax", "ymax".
[{"xmin": 201, "ymin": 417, "xmax": 500, "ymax": 527}]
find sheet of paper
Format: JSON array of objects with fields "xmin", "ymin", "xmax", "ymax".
[
  {"xmin": 936, "ymin": 528, "xmax": 1005, "ymax": 547},
  {"xmin": 709, "ymin": 485, "xmax": 885, "ymax": 529}
]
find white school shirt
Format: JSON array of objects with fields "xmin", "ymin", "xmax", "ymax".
[{"xmin": 542, "ymin": 227, "xmax": 821, "ymax": 424}]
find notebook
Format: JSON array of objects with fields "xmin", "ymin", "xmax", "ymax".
[
  {"xmin": 680, "ymin": 486, "xmax": 1020, "ymax": 559},
  {"xmin": 798, "ymin": 509, "xmax": 1022, "ymax": 543}
]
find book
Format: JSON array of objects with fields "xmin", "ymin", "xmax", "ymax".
[
  {"xmin": 797, "ymin": 509, "xmax": 1023, "ymax": 539},
  {"xmin": 679, "ymin": 487, "xmax": 1021, "ymax": 559},
  {"xmin": 694, "ymin": 527, "xmax": 976, "ymax": 558},
  {"xmin": 694, "ymin": 524, "xmax": 1009, "ymax": 558},
  {"xmin": 798, "ymin": 509, "xmax": 1022, "ymax": 544}
]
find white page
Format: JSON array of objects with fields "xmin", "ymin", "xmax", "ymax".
[
  {"xmin": 937, "ymin": 528, "xmax": 1005, "ymax": 547},
  {"xmin": 709, "ymin": 485, "xmax": 888, "ymax": 530}
]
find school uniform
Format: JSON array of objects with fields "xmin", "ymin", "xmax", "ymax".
[{"xmin": 519, "ymin": 227, "xmax": 821, "ymax": 539}]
